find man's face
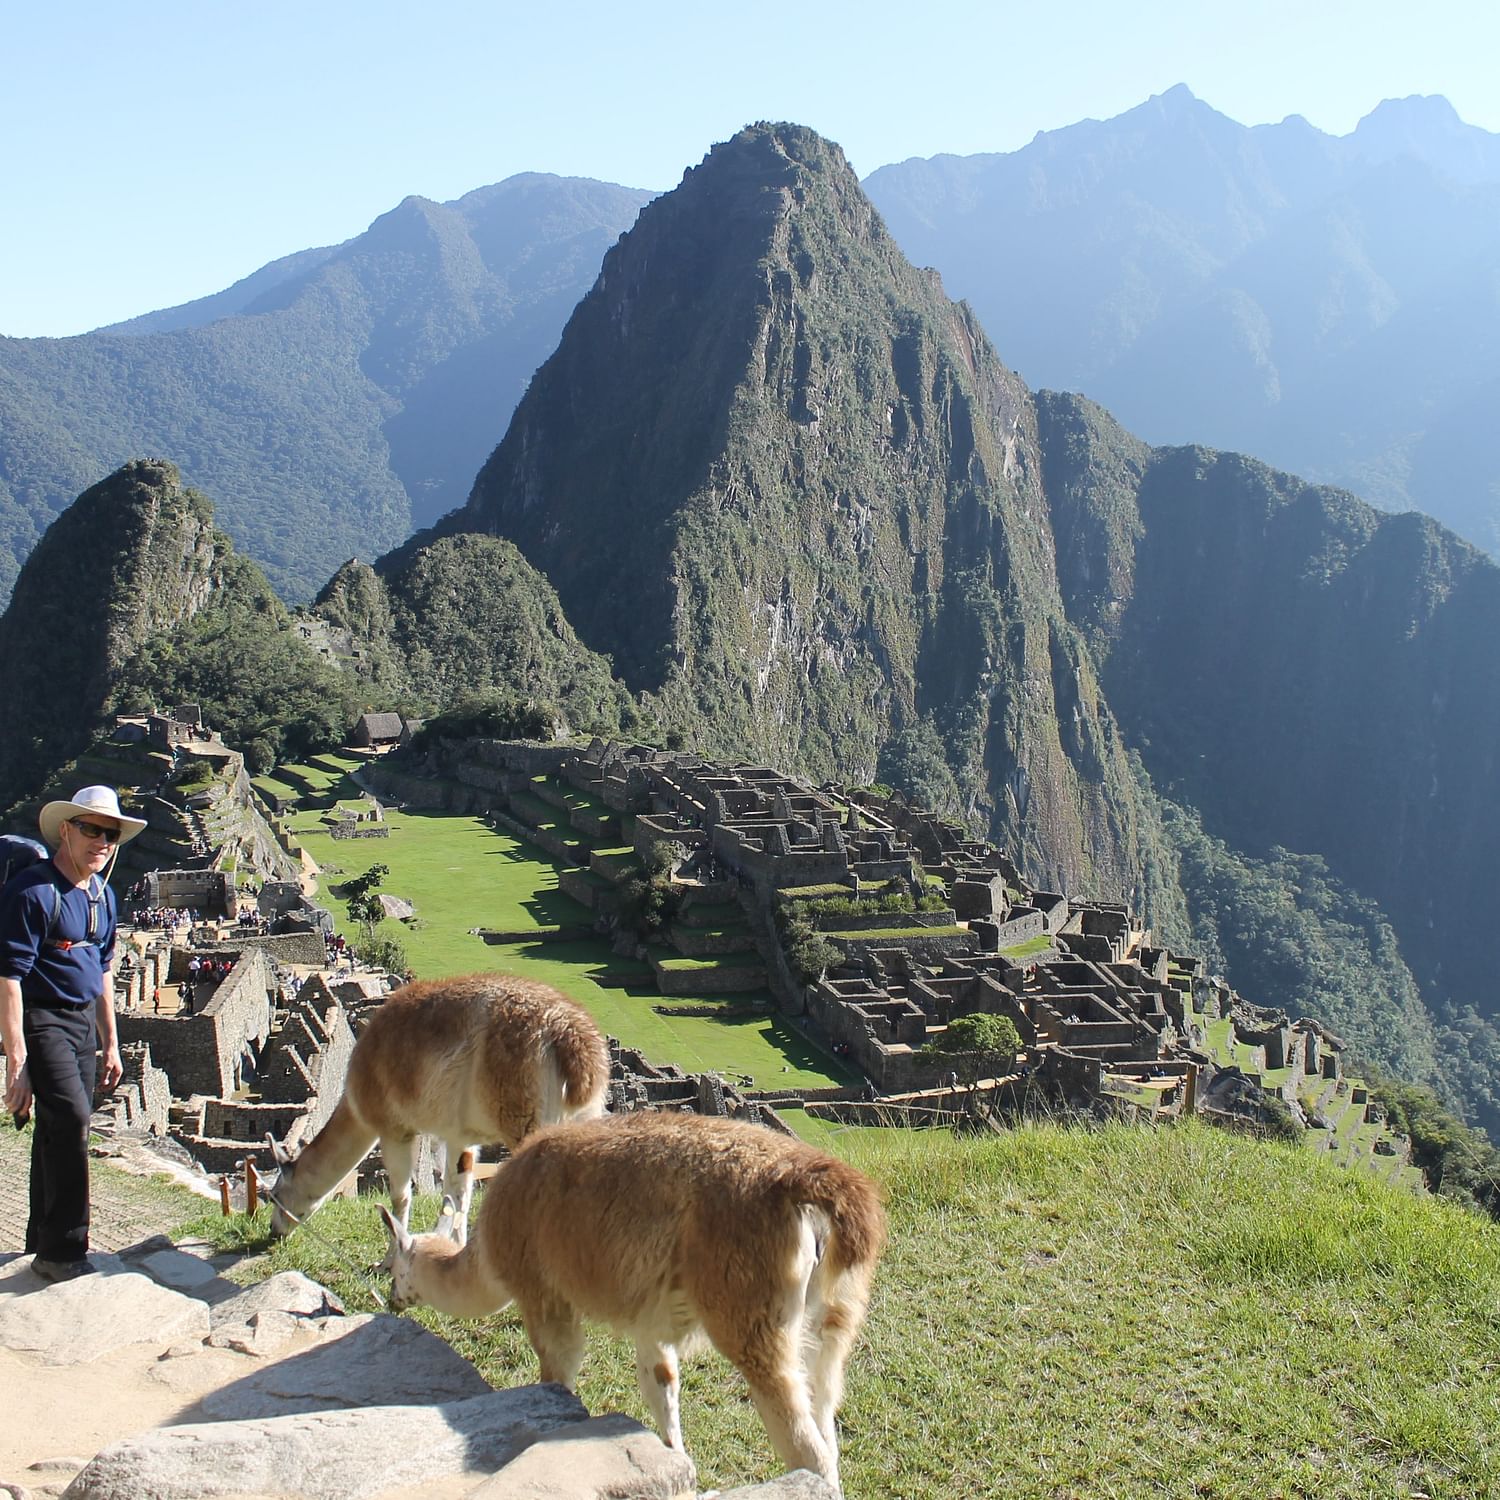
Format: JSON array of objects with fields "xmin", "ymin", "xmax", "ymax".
[{"xmin": 63, "ymin": 816, "xmax": 122, "ymax": 874}]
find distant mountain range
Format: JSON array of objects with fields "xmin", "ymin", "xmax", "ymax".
[
  {"xmin": 864, "ymin": 87, "xmax": 1500, "ymax": 552},
  {"xmin": 0, "ymin": 175, "xmax": 651, "ymax": 600},
  {"xmin": 2, "ymin": 89, "xmax": 1496, "ymax": 608}
]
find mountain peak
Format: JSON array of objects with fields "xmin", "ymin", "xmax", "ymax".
[
  {"xmin": 1349, "ymin": 94, "xmax": 1500, "ymax": 183},
  {"xmin": 1356, "ymin": 93, "xmax": 1464, "ymax": 132}
]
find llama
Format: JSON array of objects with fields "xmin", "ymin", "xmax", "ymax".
[
  {"xmin": 266, "ymin": 973, "xmax": 608, "ymax": 1243},
  {"xmin": 378, "ymin": 1110, "xmax": 886, "ymax": 1491}
]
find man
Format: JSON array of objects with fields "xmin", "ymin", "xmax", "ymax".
[{"xmin": 0, "ymin": 786, "xmax": 145, "ymax": 1281}]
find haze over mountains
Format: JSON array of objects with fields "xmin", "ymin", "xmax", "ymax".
[
  {"xmin": 5, "ymin": 104, "xmax": 1500, "ymax": 1140},
  {"xmin": 0, "ymin": 175, "xmax": 651, "ymax": 600},
  {"xmin": 864, "ymin": 86, "xmax": 1500, "ymax": 551}
]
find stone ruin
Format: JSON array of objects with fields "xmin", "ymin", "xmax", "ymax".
[{"xmin": 432, "ymin": 736, "xmax": 1407, "ymax": 1162}]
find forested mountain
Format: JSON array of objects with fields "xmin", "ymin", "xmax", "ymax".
[
  {"xmin": 864, "ymin": 88, "xmax": 1500, "ymax": 554},
  {"xmin": 0, "ymin": 459, "xmax": 360, "ymax": 803},
  {"xmin": 0, "ymin": 174, "xmax": 651, "ymax": 602},
  {"xmin": 433, "ymin": 123, "xmax": 1179, "ymax": 915},
  {"xmin": 314, "ymin": 541, "xmax": 637, "ymax": 735}
]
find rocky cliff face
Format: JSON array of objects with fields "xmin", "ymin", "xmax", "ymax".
[
  {"xmin": 0, "ymin": 460, "xmax": 230, "ymax": 807},
  {"xmin": 443, "ymin": 124, "xmax": 1171, "ymax": 906},
  {"xmin": 1037, "ymin": 389, "xmax": 1500, "ymax": 1131}
]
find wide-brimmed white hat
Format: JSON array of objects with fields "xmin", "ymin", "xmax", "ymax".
[{"xmin": 39, "ymin": 785, "xmax": 148, "ymax": 848}]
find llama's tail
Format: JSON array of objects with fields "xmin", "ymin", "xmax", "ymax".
[
  {"xmin": 803, "ymin": 1156, "xmax": 887, "ymax": 1282},
  {"xmin": 549, "ymin": 1000, "xmax": 610, "ymax": 1120}
]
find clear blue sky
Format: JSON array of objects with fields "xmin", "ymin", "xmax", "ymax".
[{"xmin": 6, "ymin": 0, "xmax": 1496, "ymax": 337}]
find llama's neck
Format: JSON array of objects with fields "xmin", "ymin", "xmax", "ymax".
[
  {"xmin": 282, "ymin": 1099, "xmax": 375, "ymax": 1213},
  {"xmin": 413, "ymin": 1237, "xmax": 511, "ymax": 1319}
]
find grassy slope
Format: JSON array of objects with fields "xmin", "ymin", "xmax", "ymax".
[{"xmin": 191, "ymin": 1119, "xmax": 1500, "ymax": 1499}]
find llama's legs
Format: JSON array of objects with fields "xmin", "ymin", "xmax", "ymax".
[
  {"xmin": 381, "ymin": 1135, "xmax": 416, "ymax": 1230},
  {"xmin": 635, "ymin": 1341, "xmax": 684, "ymax": 1452},
  {"xmin": 440, "ymin": 1141, "xmax": 478, "ymax": 1246},
  {"xmin": 740, "ymin": 1357, "xmax": 836, "ymax": 1488},
  {"xmin": 807, "ymin": 1290, "xmax": 865, "ymax": 1456},
  {"xmin": 709, "ymin": 1300, "xmax": 833, "ymax": 1485},
  {"xmin": 525, "ymin": 1304, "xmax": 586, "ymax": 1390}
]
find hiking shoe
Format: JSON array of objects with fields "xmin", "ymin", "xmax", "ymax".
[{"xmin": 31, "ymin": 1256, "xmax": 96, "ymax": 1283}]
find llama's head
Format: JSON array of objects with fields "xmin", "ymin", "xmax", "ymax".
[
  {"xmin": 378, "ymin": 1198, "xmax": 462, "ymax": 1312},
  {"xmin": 264, "ymin": 1133, "xmax": 301, "ymax": 1238}
]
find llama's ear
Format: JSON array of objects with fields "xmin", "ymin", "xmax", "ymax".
[
  {"xmin": 378, "ymin": 1203, "xmax": 411, "ymax": 1253},
  {"xmin": 435, "ymin": 1195, "xmax": 460, "ymax": 1242},
  {"xmin": 266, "ymin": 1132, "xmax": 291, "ymax": 1167}
]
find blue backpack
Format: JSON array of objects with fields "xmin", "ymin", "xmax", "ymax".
[{"xmin": 0, "ymin": 835, "xmax": 46, "ymax": 887}]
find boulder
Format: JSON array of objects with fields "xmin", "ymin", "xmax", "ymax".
[
  {"xmin": 713, "ymin": 1473, "xmax": 840, "ymax": 1499},
  {"xmin": 0, "ymin": 1262, "xmax": 209, "ymax": 1364},
  {"xmin": 60, "ymin": 1384, "xmax": 589, "ymax": 1500},
  {"xmin": 194, "ymin": 1313, "xmax": 488, "ymax": 1420},
  {"xmin": 466, "ymin": 1413, "xmax": 696, "ymax": 1498},
  {"xmin": 207, "ymin": 1271, "xmax": 345, "ymax": 1329}
]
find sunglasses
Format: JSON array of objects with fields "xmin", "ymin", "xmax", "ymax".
[{"xmin": 71, "ymin": 818, "xmax": 123, "ymax": 844}]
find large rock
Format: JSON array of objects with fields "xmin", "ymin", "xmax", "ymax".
[
  {"xmin": 467, "ymin": 1413, "xmax": 696, "ymax": 1498},
  {"xmin": 60, "ymin": 1384, "xmax": 589, "ymax": 1500},
  {"xmin": 193, "ymin": 1312, "xmax": 488, "ymax": 1420},
  {"xmin": 0, "ymin": 1261, "xmax": 209, "ymax": 1364},
  {"xmin": 208, "ymin": 1271, "xmax": 345, "ymax": 1329},
  {"xmin": 714, "ymin": 1474, "xmax": 840, "ymax": 1499}
]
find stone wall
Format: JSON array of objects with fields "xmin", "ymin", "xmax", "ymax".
[
  {"xmin": 146, "ymin": 868, "xmax": 233, "ymax": 913},
  {"xmin": 194, "ymin": 930, "xmax": 329, "ymax": 965},
  {"xmin": 118, "ymin": 950, "xmax": 275, "ymax": 1098}
]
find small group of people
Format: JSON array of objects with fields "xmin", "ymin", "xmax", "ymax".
[
  {"xmin": 132, "ymin": 904, "xmax": 191, "ymax": 935},
  {"xmin": 1, "ymin": 786, "xmax": 146, "ymax": 1281},
  {"xmin": 187, "ymin": 954, "xmax": 234, "ymax": 986}
]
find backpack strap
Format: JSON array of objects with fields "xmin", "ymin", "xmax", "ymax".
[{"xmin": 43, "ymin": 872, "xmax": 106, "ymax": 951}]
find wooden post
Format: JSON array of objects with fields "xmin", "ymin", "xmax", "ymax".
[
  {"xmin": 245, "ymin": 1158, "xmax": 259, "ymax": 1215},
  {"xmin": 219, "ymin": 1174, "xmax": 231, "ymax": 1216}
]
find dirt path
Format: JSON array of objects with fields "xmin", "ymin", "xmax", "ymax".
[{"xmin": 0, "ymin": 1119, "xmax": 204, "ymax": 1255}]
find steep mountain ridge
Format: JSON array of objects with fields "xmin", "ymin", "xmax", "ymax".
[
  {"xmin": 1038, "ymin": 389, "xmax": 1500, "ymax": 1129},
  {"xmin": 433, "ymin": 123, "xmax": 1176, "ymax": 907},
  {"xmin": 0, "ymin": 459, "xmax": 248, "ymax": 802}
]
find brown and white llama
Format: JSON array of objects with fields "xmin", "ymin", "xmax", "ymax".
[
  {"xmin": 378, "ymin": 1110, "xmax": 886, "ymax": 1491},
  {"xmin": 267, "ymin": 973, "xmax": 608, "ymax": 1243}
]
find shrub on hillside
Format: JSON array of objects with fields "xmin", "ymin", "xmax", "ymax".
[
  {"xmin": 409, "ymin": 692, "xmax": 562, "ymax": 748},
  {"xmin": 779, "ymin": 909, "xmax": 841, "ymax": 983}
]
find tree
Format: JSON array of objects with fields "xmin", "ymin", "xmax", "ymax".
[
  {"xmin": 343, "ymin": 863, "xmax": 390, "ymax": 937},
  {"xmin": 920, "ymin": 1012, "xmax": 1022, "ymax": 1083}
]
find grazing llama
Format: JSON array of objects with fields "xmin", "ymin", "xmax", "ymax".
[
  {"xmin": 378, "ymin": 1110, "xmax": 886, "ymax": 1491},
  {"xmin": 267, "ymin": 973, "xmax": 608, "ymax": 1242}
]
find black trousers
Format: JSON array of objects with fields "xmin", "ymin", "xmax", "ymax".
[{"xmin": 22, "ymin": 1004, "xmax": 96, "ymax": 1261}]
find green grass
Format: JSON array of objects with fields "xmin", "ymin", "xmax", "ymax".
[
  {"xmin": 998, "ymin": 933, "xmax": 1054, "ymax": 960},
  {"xmin": 298, "ymin": 812, "xmax": 589, "ymax": 976},
  {"xmin": 655, "ymin": 951, "xmax": 763, "ymax": 972},
  {"xmin": 830, "ymin": 924, "xmax": 967, "ymax": 942},
  {"xmin": 252, "ymin": 775, "xmax": 300, "ymax": 802},
  {"xmin": 189, "ymin": 1119, "xmax": 1500, "ymax": 1499}
]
